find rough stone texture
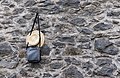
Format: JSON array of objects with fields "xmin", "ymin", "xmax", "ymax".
[{"xmin": 0, "ymin": 0, "xmax": 120, "ymax": 78}]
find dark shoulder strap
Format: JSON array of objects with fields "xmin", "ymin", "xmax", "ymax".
[
  {"xmin": 30, "ymin": 12, "xmax": 39, "ymax": 35},
  {"xmin": 37, "ymin": 13, "xmax": 41, "ymax": 47}
]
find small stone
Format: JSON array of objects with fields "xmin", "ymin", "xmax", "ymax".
[
  {"xmin": 103, "ymin": 45, "xmax": 119, "ymax": 55},
  {"xmin": 13, "ymin": 8, "xmax": 24, "ymax": 15},
  {"xmin": 95, "ymin": 64, "xmax": 117, "ymax": 77},
  {"xmin": 27, "ymin": 7, "xmax": 39, "ymax": 13},
  {"xmin": 82, "ymin": 61, "xmax": 93, "ymax": 71},
  {"xmin": 41, "ymin": 45, "xmax": 51, "ymax": 56},
  {"xmin": 8, "ymin": 73, "xmax": 16, "ymax": 78},
  {"xmin": 63, "ymin": 66, "xmax": 84, "ymax": 78},
  {"xmin": 50, "ymin": 62, "xmax": 63, "ymax": 69},
  {"xmin": 20, "ymin": 68, "xmax": 28, "ymax": 77},
  {"xmin": 94, "ymin": 23, "xmax": 112, "ymax": 31},
  {"xmin": 57, "ymin": 0, "xmax": 80, "ymax": 8},
  {"xmin": 58, "ymin": 37, "xmax": 75, "ymax": 43},
  {"xmin": 107, "ymin": 11, "xmax": 120, "ymax": 16},
  {"xmin": 94, "ymin": 38, "xmax": 113, "ymax": 52},
  {"xmin": 14, "ymin": 0, "xmax": 22, "ymax": 3},
  {"xmin": 0, "ymin": 36, "xmax": 5, "ymax": 42},
  {"xmin": 16, "ymin": 18, "xmax": 26, "ymax": 24},
  {"xmin": 64, "ymin": 57, "xmax": 81, "ymax": 65},
  {"xmin": 70, "ymin": 18, "xmax": 86, "ymax": 26},
  {"xmin": 52, "ymin": 41, "xmax": 66, "ymax": 48},
  {"xmin": 43, "ymin": 73, "xmax": 52, "ymax": 77},
  {"xmin": 0, "ymin": 42, "xmax": 13, "ymax": 56},
  {"xmin": 78, "ymin": 42, "xmax": 91, "ymax": 49},
  {"xmin": 63, "ymin": 46, "xmax": 82, "ymax": 55},
  {"xmin": 115, "ymin": 41, "xmax": 120, "ymax": 47},
  {"xmin": 6, "ymin": 61, "xmax": 18, "ymax": 69},
  {"xmin": 96, "ymin": 59, "xmax": 112, "ymax": 66},
  {"xmin": 24, "ymin": 0, "xmax": 36, "ymax": 7},
  {"xmin": 23, "ymin": 14, "xmax": 33, "ymax": 20},
  {"xmin": 79, "ymin": 36, "xmax": 91, "ymax": 42},
  {"xmin": 81, "ymin": 28, "xmax": 93, "ymax": 35}
]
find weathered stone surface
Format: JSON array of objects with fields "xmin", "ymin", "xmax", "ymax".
[
  {"xmin": 16, "ymin": 18, "xmax": 26, "ymax": 24},
  {"xmin": 107, "ymin": 11, "xmax": 120, "ymax": 16},
  {"xmin": 103, "ymin": 45, "xmax": 119, "ymax": 55},
  {"xmin": 64, "ymin": 57, "xmax": 81, "ymax": 65},
  {"xmin": 50, "ymin": 62, "xmax": 63, "ymax": 69},
  {"xmin": 96, "ymin": 59, "xmax": 112, "ymax": 66},
  {"xmin": 41, "ymin": 45, "xmax": 51, "ymax": 56},
  {"xmin": 24, "ymin": 0, "xmax": 36, "ymax": 7},
  {"xmin": 52, "ymin": 41, "xmax": 66, "ymax": 48},
  {"xmin": 95, "ymin": 64, "xmax": 117, "ymax": 77},
  {"xmin": 13, "ymin": 8, "xmax": 24, "ymax": 15},
  {"xmin": 81, "ymin": 28, "xmax": 93, "ymax": 35},
  {"xmin": 63, "ymin": 46, "xmax": 82, "ymax": 55},
  {"xmin": 0, "ymin": 42, "xmax": 13, "ymax": 56},
  {"xmin": 63, "ymin": 66, "xmax": 84, "ymax": 78},
  {"xmin": 43, "ymin": 73, "xmax": 52, "ymax": 77},
  {"xmin": 23, "ymin": 14, "xmax": 33, "ymax": 20},
  {"xmin": 78, "ymin": 36, "xmax": 91, "ymax": 42},
  {"xmin": 70, "ymin": 18, "xmax": 86, "ymax": 26},
  {"xmin": 57, "ymin": 0, "xmax": 80, "ymax": 8},
  {"xmin": 94, "ymin": 38, "xmax": 113, "ymax": 52},
  {"xmin": 78, "ymin": 42, "xmax": 91, "ymax": 49},
  {"xmin": 82, "ymin": 61, "xmax": 93, "ymax": 71},
  {"xmin": 94, "ymin": 23, "xmax": 113, "ymax": 31},
  {"xmin": 58, "ymin": 37, "xmax": 75, "ymax": 43},
  {"xmin": 8, "ymin": 73, "xmax": 17, "ymax": 78},
  {"xmin": 0, "ymin": 60, "xmax": 18, "ymax": 69}
]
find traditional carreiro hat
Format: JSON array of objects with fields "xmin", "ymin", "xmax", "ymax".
[{"xmin": 26, "ymin": 30, "xmax": 45, "ymax": 47}]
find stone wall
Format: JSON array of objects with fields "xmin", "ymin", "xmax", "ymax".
[{"xmin": 0, "ymin": 0, "xmax": 120, "ymax": 78}]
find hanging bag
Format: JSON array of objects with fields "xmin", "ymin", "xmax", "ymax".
[{"xmin": 26, "ymin": 13, "xmax": 44, "ymax": 63}]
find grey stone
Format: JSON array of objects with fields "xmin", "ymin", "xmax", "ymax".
[
  {"xmin": 27, "ymin": 7, "xmax": 39, "ymax": 13},
  {"xmin": 41, "ymin": 45, "xmax": 51, "ymax": 56},
  {"xmin": 63, "ymin": 66, "xmax": 84, "ymax": 78},
  {"xmin": 57, "ymin": 0, "xmax": 80, "ymax": 8},
  {"xmin": 52, "ymin": 41, "xmax": 66, "ymax": 48},
  {"xmin": 16, "ymin": 18, "xmax": 26, "ymax": 24},
  {"xmin": 6, "ymin": 61, "xmax": 18, "ymax": 69},
  {"xmin": 63, "ymin": 46, "xmax": 82, "ymax": 55},
  {"xmin": 81, "ymin": 28, "xmax": 93, "ymax": 35},
  {"xmin": 0, "ymin": 36, "xmax": 5, "ymax": 42},
  {"xmin": 64, "ymin": 57, "xmax": 81, "ymax": 65},
  {"xmin": 115, "ymin": 41, "xmax": 120, "ymax": 47},
  {"xmin": 94, "ymin": 23, "xmax": 113, "ymax": 31},
  {"xmin": 103, "ymin": 45, "xmax": 119, "ymax": 55},
  {"xmin": 8, "ymin": 73, "xmax": 16, "ymax": 78},
  {"xmin": 58, "ymin": 37, "xmax": 75, "ymax": 43},
  {"xmin": 95, "ymin": 64, "xmax": 117, "ymax": 77},
  {"xmin": 96, "ymin": 59, "xmax": 112, "ymax": 66},
  {"xmin": 79, "ymin": 36, "xmax": 91, "ymax": 42},
  {"xmin": 20, "ymin": 68, "xmax": 28, "ymax": 77},
  {"xmin": 50, "ymin": 62, "xmax": 63, "ymax": 69},
  {"xmin": 78, "ymin": 42, "xmax": 91, "ymax": 49},
  {"xmin": 0, "ymin": 42, "xmax": 13, "ymax": 56},
  {"xmin": 43, "ymin": 73, "xmax": 52, "ymax": 77},
  {"xmin": 1, "ymin": 20, "xmax": 12, "ymax": 24},
  {"xmin": 14, "ymin": 0, "xmax": 22, "ymax": 3},
  {"xmin": 82, "ymin": 61, "xmax": 93, "ymax": 71},
  {"xmin": 24, "ymin": 0, "xmax": 36, "ymax": 7},
  {"xmin": 94, "ymin": 38, "xmax": 113, "ymax": 52},
  {"xmin": 1, "ymin": 0, "xmax": 10, "ymax": 6},
  {"xmin": 0, "ymin": 60, "xmax": 18, "ymax": 69},
  {"xmin": 107, "ymin": 11, "xmax": 120, "ymax": 16},
  {"xmin": 70, "ymin": 18, "xmax": 86, "ymax": 26},
  {"xmin": 13, "ymin": 8, "xmax": 24, "ymax": 15},
  {"xmin": 23, "ymin": 14, "xmax": 33, "ymax": 20}
]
